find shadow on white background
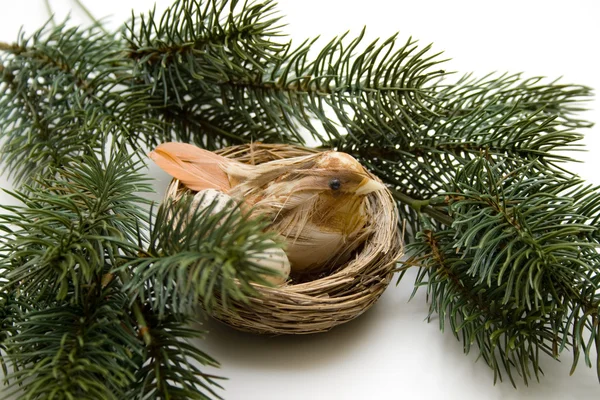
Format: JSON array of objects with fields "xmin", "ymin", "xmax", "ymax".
[{"xmin": 196, "ymin": 268, "xmax": 600, "ymax": 400}]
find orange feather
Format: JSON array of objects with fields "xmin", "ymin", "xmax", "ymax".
[{"xmin": 149, "ymin": 143, "xmax": 232, "ymax": 192}]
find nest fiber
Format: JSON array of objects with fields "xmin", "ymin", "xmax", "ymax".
[{"xmin": 165, "ymin": 143, "xmax": 403, "ymax": 335}]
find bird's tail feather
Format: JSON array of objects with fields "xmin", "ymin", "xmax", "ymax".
[{"xmin": 149, "ymin": 142, "xmax": 231, "ymax": 192}]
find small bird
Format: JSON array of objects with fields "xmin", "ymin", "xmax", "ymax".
[{"xmin": 149, "ymin": 142, "xmax": 386, "ymax": 275}]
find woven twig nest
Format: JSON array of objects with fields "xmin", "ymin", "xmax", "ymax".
[{"xmin": 164, "ymin": 143, "xmax": 403, "ymax": 335}]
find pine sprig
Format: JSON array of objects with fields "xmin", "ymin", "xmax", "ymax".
[
  {"xmin": 434, "ymin": 73, "xmax": 593, "ymax": 130},
  {"xmin": 403, "ymin": 156, "xmax": 600, "ymax": 385},
  {"xmin": 125, "ymin": 0, "xmax": 291, "ymax": 148},
  {"xmin": 407, "ymin": 228, "xmax": 561, "ymax": 386},
  {"xmin": 121, "ymin": 193, "xmax": 284, "ymax": 318},
  {"xmin": 0, "ymin": 291, "xmax": 25, "ymax": 377},
  {"xmin": 125, "ymin": 0, "xmax": 287, "ymax": 84},
  {"xmin": 0, "ymin": 20, "xmax": 161, "ymax": 184},
  {"xmin": 130, "ymin": 313, "xmax": 223, "ymax": 400},
  {"xmin": 447, "ymin": 160, "xmax": 596, "ymax": 310},
  {"xmin": 0, "ymin": 150, "xmax": 151, "ymax": 304},
  {"xmin": 1, "ymin": 288, "xmax": 141, "ymax": 400},
  {"xmin": 0, "ymin": 146, "xmax": 229, "ymax": 398},
  {"xmin": 338, "ymin": 73, "xmax": 593, "ymax": 235},
  {"xmin": 0, "ymin": 21, "xmax": 109, "ymax": 181},
  {"xmin": 125, "ymin": 0, "xmax": 446, "ymax": 147}
]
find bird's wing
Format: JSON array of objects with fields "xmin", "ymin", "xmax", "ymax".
[{"xmin": 149, "ymin": 142, "xmax": 232, "ymax": 192}]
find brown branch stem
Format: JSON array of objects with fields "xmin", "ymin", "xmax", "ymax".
[
  {"xmin": 389, "ymin": 187, "xmax": 453, "ymax": 226},
  {"xmin": 0, "ymin": 40, "xmax": 93, "ymax": 92},
  {"xmin": 421, "ymin": 230, "xmax": 497, "ymax": 318},
  {"xmin": 0, "ymin": 41, "xmax": 23, "ymax": 53}
]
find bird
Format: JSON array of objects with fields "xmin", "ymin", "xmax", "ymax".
[{"xmin": 149, "ymin": 142, "xmax": 386, "ymax": 275}]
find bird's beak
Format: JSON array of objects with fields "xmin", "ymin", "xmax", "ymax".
[{"xmin": 355, "ymin": 177, "xmax": 386, "ymax": 196}]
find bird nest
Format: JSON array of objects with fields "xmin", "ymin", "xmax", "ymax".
[{"xmin": 164, "ymin": 143, "xmax": 403, "ymax": 335}]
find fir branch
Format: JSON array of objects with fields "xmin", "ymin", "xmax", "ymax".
[
  {"xmin": 121, "ymin": 193, "xmax": 284, "ymax": 318},
  {"xmin": 403, "ymin": 156, "xmax": 600, "ymax": 385},
  {"xmin": 125, "ymin": 0, "xmax": 285, "ymax": 69},
  {"xmin": 0, "ymin": 21, "xmax": 159, "ymax": 183},
  {"xmin": 0, "ymin": 291, "xmax": 26, "ymax": 377},
  {"xmin": 0, "ymin": 144, "xmax": 227, "ymax": 398},
  {"xmin": 0, "ymin": 149, "xmax": 151, "ymax": 304},
  {"xmin": 446, "ymin": 159, "xmax": 597, "ymax": 310},
  {"xmin": 1, "ymin": 287, "xmax": 141, "ymax": 400},
  {"xmin": 129, "ymin": 313, "xmax": 223, "ymax": 400},
  {"xmin": 339, "ymin": 73, "xmax": 592, "ymax": 235},
  {"xmin": 406, "ymin": 229, "xmax": 562, "ymax": 386},
  {"xmin": 124, "ymin": 0, "xmax": 295, "ymax": 147},
  {"xmin": 125, "ymin": 0, "xmax": 446, "ymax": 147},
  {"xmin": 434, "ymin": 73, "xmax": 593, "ymax": 129}
]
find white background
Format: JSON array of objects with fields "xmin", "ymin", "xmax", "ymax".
[{"xmin": 1, "ymin": 1, "xmax": 599, "ymax": 399}]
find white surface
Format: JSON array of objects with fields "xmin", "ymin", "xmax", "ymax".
[{"xmin": 1, "ymin": 1, "xmax": 599, "ymax": 399}]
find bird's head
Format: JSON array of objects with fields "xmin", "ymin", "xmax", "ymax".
[
  {"xmin": 239, "ymin": 150, "xmax": 386, "ymax": 237},
  {"xmin": 287, "ymin": 151, "xmax": 386, "ymax": 197}
]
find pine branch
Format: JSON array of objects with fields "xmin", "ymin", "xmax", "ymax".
[
  {"xmin": 0, "ymin": 147, "xmax": 225, "ymax": 399},
  {"xmin": 0, "ymin": 21, "xmax": 160, "ymax": 184},
  {"xmin": 125, "ymin": 0, "xmax": 286, "ymax": 69},
  {"xmin": 123, "ymin": 0, "xmax": 291, "ymax": 148},
  {"xmin": 129, "ymin": 313, "xmax": 223, "ymax": 400},
  {"xmin": 121, "ymin": 193, "xmax": 285, "ymax": 318},
  {"xmin": 0, "ymin": 149, "xmax": 151, "ymax": 304},
  {"xmin": 406, "ymin": 229, "xmax": 562, "ymax": 386},
  {"xmin": 125, "ymin": 0, "xmax": 446, "ymax": 147},
  {"xmin": 338, "ymin": 73, "xmax": 593, "ymax": 235},
  {"xmin": 403, "ymin": 156, "xmax": 600, "ymax": 385},
  {"xmin": 1, "ymin": 288, "xmax": 141, "ymax": 400},
  {"xmin": 0, "ymin": 291, "xmax": 26, "ymax": 378}
]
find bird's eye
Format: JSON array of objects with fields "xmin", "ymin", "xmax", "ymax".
[{"xmin": 329, "ymin": 178, "xmax": 341, "ymax": 191}]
